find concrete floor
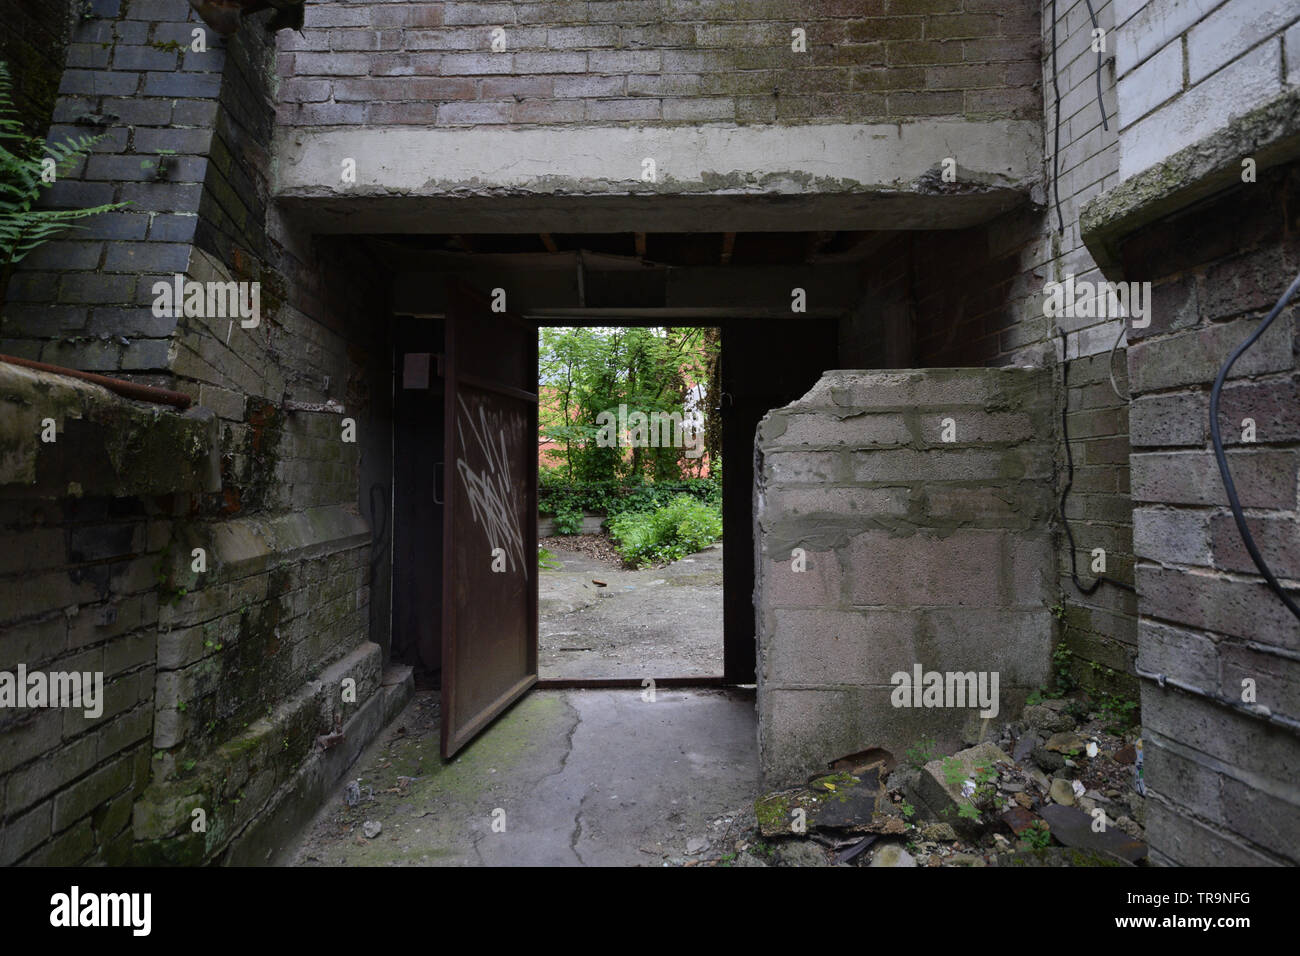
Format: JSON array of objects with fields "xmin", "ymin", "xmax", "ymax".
[
  {"xmin": 538, "ymin": 542, "xmax": 723, "ymax": 680},
  {"xmin": 285, "ymin": 686, "xmax": 757, "ymax": 866}
]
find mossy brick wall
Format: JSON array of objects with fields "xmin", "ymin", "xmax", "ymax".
[
  {"xmin": 0, "ymin": 358, "xmax": 218, "ymax": 866},
  {"xmin": 1, "ymin": 1, "xmax": 393, "ymax": 863},
  {"xmin": 0, "ymin": 0, "xmax": 79, "ymax": 136},
  {"xmin": 276, "ymin": 0, "xmax": 1042, "ymax": 128},
  {"xmin": 0, "ymin": 493, "xmax": 166, "ymax": 865},
  {"xmin": 1110, "ymin": 163, "xmax": 1300, "ymax": 866},
  {"xmin": 839, "ymin": 0, "xmax": 1138, "ymax": 696},
  {"xmin": 754, "ymin": 367, "xmax": 1056, "ymax": 785}
]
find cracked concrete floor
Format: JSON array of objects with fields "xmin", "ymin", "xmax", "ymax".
[
  {"xmin": 284, "ymin": 686, "xmax": 757, "ymax": 866},
  {"xmin": 539, "ymin": 541, "xmax": 723, "ymax": 680}
]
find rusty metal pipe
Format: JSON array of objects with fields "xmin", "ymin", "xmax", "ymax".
[{"xmin": 0, "ymin": 353, "xmax": 194, "ymax": 409}]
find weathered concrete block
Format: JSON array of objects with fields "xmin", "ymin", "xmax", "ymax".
[{"xmin": 756, "ymin": 368, "xmax": 1054, "ymax": 785}]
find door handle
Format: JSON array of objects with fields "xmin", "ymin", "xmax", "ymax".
[{"xmin": 432, "ymin": 461, "xmax": 444, "ymax": 505}]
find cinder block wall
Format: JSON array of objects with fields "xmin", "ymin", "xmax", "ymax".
[
  {"xmin": 1078, "ymin": 0, "xmax": 1300, "ymax": 866},
  {"xmin": 754, "ymin": 367, "xmax": 1056, "ymax": 785},
  {"xmin": 0, "ymin": 2, "xmax": 396, "ymax": 864},
  {"xmin": 1111, "ymin": 163, "xmax": 1300, "ymax": 866},
  {"xmin": 841, "ymin": 0, "xmax": 1139, "ymax": 695},
  {"xmin": 277, "ymin": 0, "xmax": 1041, "ymax": 128}
]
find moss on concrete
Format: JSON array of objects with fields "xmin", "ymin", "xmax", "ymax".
[{"xmin": 1080, "ymin": 88, "xmax": 1300, "ymax": 275}]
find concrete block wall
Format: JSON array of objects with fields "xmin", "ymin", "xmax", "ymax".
[
  {"xmin": 277, "ymin": 0, "xmax": 1042, "ymax": 128},
  {"xmin": 1105, "ymin": 162, "xmax": 1300, "ymax": 866},
  {"xmin": 1113, "ymin": 0, "xmax": 1300, "ymax": 179},
  {"xmin": 754, "ymin": 367, "xmax": 1056, "ymax": 785},
  {"xmin": 840, "ymin": 0, "xmax": 1138, "ymax": 693},
  {"xmin": 0, "ymin": 2, "xmax": 396, "ymax": 863}
]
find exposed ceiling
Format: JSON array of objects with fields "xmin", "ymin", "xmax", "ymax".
[{"xmin": 366, "ymin": 231, "xmax": 888, "ymax": 270}]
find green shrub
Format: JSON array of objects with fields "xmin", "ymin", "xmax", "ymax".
[
  {"xmin": 538, "ymin": 477, "xmax": 720, "ymax": 520},
  {"xmin": 552, "ymin": 506, "xmax": 583, "ymax": 536},
  {"xmin": 608, "ymin": 495, "xmax": 722, "ymax": 567}
]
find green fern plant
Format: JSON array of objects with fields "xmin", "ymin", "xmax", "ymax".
[{"xmin": 0, "ymin": 61, "xmax": 127, "ymax": 301}]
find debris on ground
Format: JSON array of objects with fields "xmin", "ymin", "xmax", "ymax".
[
  {"xmin": 668, "ymin": 691, "xmax": 1148, "ymax": 867},
  {"xmin": 538, "ymin": 533, "xmax": 622, "ymax": 567}
]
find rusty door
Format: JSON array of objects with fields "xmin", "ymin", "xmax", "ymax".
[{"xmin": 441, "ymin": 284, "xmax": 538, "ymax": 758}]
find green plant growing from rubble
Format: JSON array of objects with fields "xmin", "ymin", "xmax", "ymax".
[
  {"xmin": 1023, "ymin": 821, "xmax": 1052, "ymax": 850},
  {"xmin": 1050, "ymin": 641, "xmax": 1076, "ymax": 696},
  {"xmin": 905, "ymin": 736, "xmax": 938, "ymax": 768},
  {"xmin": 1098, "ymin": 691, "xmax": 1139, "ymax": 734}
]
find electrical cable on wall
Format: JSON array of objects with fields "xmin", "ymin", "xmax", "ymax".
[
  {"xmin": 1209, "ymin": 266, "xmax": 1300, "ymax": 623},
  {"xmin": 1107, "ymin": 320, "xmax": 1127, "ymax": 400},
  {"xmin": 1059, "ymin": 330, "xmax": 1137, "ymax": 595},
  {"xmin": 1082, "ymin": 0, "xmax": 1110, "ymax": 131},
  {"xmin": 1049, "ymin": 0, "xmax": 1064, "ymax": 234}
]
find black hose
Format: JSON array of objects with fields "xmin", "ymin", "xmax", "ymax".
[
  {"xmin": 1209, "ymin": 267, "xmax": 1300, "ymax": 623},
  {"xmin": 1059, "ymin": 331, "xmax": 1137, "ymax": 595}
]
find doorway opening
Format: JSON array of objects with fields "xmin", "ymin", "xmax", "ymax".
[
  {"xmin": 536, "ymin": 324, "xmax": 723, "ymax": 683},
  {"xmin": 380, "ymin": 229, "xmax": 850, "ymax": 756}
]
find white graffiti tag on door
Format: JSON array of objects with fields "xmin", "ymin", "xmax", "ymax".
[{"xmin": 455, "ymin": 395, "xmax": 527, "ymax": 575}]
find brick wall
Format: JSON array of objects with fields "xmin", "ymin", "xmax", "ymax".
[
  {"xmin": 0, "ymin": 0, "xmax": 77, "ymax": 135},
  {"xmin": 0, "ymin": 1, "xmax": 397, "ymax": 864},
  {"xmin": 0, "ymin": 361, "xmax": 217, "ymax": 865},
  {"xmin": 1114, "ymin": 162, "xmax": 1300, "ymax": 865},
  {"xmin": 1077, "ymin": 0, "xmax": 1300, "ymax": 867},
  {"xmin": 276, "ymin": 0, "xmax": 1041, "ymax": 128},
  {"xmin": 0, "ymin": 493, "xmax": 162, "ymax": 865},
  {"xmin": 1114, "ymin": 0, "xmax": 1300, "ymax": 178}
]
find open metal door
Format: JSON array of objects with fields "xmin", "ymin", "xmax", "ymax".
[{"xmin": 441, "ymin": 284, "xmax": 538, "ymax": 758}]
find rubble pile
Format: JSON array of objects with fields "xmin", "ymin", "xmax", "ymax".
[{"xmin": 673, "ymin": 694, "xmax": 1148, "ymax": 867}]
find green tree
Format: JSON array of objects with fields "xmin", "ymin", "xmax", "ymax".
[{"xmin": 538, "ymin": 326, "xmax": 718, "ymax": 484}]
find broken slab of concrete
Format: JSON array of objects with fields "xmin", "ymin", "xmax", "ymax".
[
  {"xmin": 1038, "ymin": 803, "xmax": 1148, "ymax": 864},
  {"xmin": 907, "ymin": 741, "xmax": 1015, "ymax": 836},
  {"xmin": 755, "ymin": 762, "xmax": 907, "ymax": 838}
]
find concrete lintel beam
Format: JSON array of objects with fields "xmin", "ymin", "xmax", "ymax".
[{"xmin": 274, "ymin": 120, "xmax": 1043, "ymax": 233}]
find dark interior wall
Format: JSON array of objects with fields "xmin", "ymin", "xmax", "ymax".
[
  {"xmin": 0, "ymin": 0, "xmax": 76, "ymax": 135},
  {"xmin": 724, "ymin": 317, "xmax": 839, "ymax": 683},
  {"xmin": 391, "ymin": 316, "xmax": 445, "ymax": 679}
]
